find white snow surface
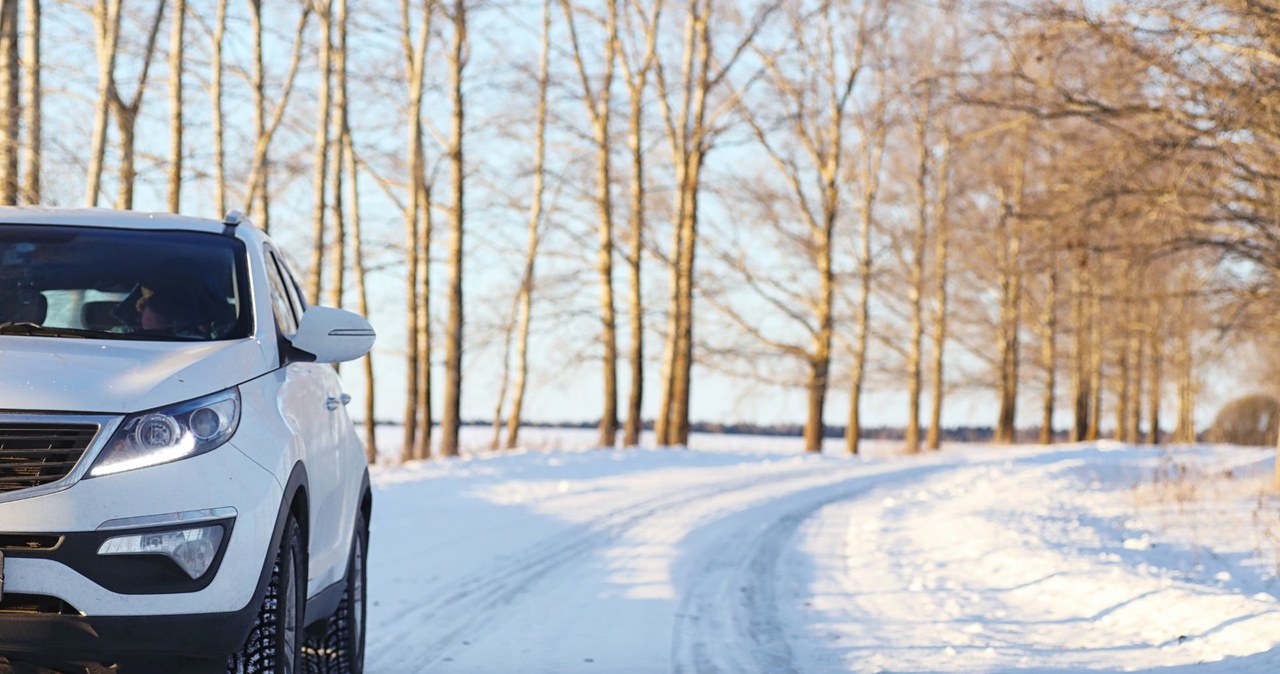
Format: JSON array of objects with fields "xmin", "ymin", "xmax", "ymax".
[{"xmin": 364, "ymin": 430, "xmax": 1280, "ymax": 673}]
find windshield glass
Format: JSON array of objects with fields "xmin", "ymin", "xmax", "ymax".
[{"xmin": 0, "ymin": 225, "xmax": 250, "ymax": 342}]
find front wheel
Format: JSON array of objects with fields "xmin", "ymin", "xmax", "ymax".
[
  {"xmin": 229, "ymin": 515, "xmax": 305, "ymax": 674},
  {"xmin": 305, "ymin": 518, "xmax": 368, "ymax": 674}
]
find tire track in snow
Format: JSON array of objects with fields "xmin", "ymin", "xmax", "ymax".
[
  {"xmin": 368, "ymin": 459, "xmax": 878, "ymax": 672},
  {"xmin": 670, "ymin": 464, "xmax": 944, "ymax": 674}
]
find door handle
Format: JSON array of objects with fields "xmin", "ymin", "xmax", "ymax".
[{"xmin": 325, "ymin": 394, "xmax": 352, "ymax": 411}]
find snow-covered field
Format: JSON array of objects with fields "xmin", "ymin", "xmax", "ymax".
[{"xmin": 364, "ymin": 430, "xmax": 1280, "ymax": 673}]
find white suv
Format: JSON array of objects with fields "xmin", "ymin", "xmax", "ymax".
[{"xmin": 0, "ymin": 208, "xmax": 374, "ymax": 674}]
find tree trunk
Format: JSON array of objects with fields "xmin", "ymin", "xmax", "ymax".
[
  {"xmin": 237, "ymin": 5, "xmax": 310, "ymax": 219},
  {"xmin": 1128, "ymin": 320, "xmax": 1144, "ymax": 443},
  {"xmin": 619, "ymin": 0, "xmax": 658, "ymax": 449},
  {"xmin": 846, "ymin": 103, "xmax": 885, "ymax": 456},
  {"xmin": 905, "ymin": 93, "xmax": 930, "ymax": 454},
  {"xmin": 803, "ymin": 230, "xmax": 833, "ymax": 454},
  {"xmin": 19, "ymin": 0, "xmax": 37, "ymax": 204},
  {"xmin": 1146, "ymin": 304, "xmax": 1162, "ymax": 444},
  {"xmin": 109, "ymin": 0, "xmax": 165, "ymax": 211},
  {"xmin": 926, "ymin": 134, "xmax": 951, "ymax": 451},
  {"xmin": 0, "ymin": 0, "xmax": 20, "ymax": 206},
  {"xmin": 248, "ymin": 0, "xmax": 269, "ymax": 231},
  {"xmin": 0, "ymin": 0, "xmax": 19, "ymax": 205},
  {"xmin": 438, "ymin": 0, "xmax": 467, "ymax": 459},
  {"xmin": 1070, "ymin": 250, "xmax": 1090, "ymax": 442},
  {"xmin": 1039, "ymin": 265, "xmax": 1058, "ymax": 444},
  {"xmin": 399, "ymin": 0, "xmax": 431, "ymax": 463},
  {"xmin": 166, "ymin": 0, "xmax": 184, "ymax": 212},
  {"xmin": 113, "ymin": 106, "xmax": 137, "ymax": 209},
  {"xmin": 593, "ymin": 25, "xmax": 619, "ymax": 449},
  {"xmin": 490, "ymin": 298, "xmax": 516, "ymax": 450},
  {"xmin": 664, "ymin": 0, "xmax": 713, "ymax": 449},
  {"xmin": 655, "ymin": 159, "xmax": 686, "ymax": 447},
  {"xmin": 1174, "ymin": 331, "xmax": 1195, "ymax": 443},
  {"xmin": 327, "ymin": 0, "xmax": 347, "ymax": 314},
  {"xmin": 1115, "ymin": 324, "xmax": 1130, "ymax": 443},
  {"xmin": 211, "ymin": 0, "xmax": 227, "ymax": 214},
  {"xmin": 994, "ymin": 125, "xmax": 1028, "ymax": 445},
  {"xmin": 623, "ymin": 85, "xmax": 645, "ymax": 447},
  {"xmin": 307, "ymin": 0, "xmax": 333, "ymax": 305},
  {"xmin": 413, "ymin": 182, "xmax": 432, "ymax": 460},
  {"xmin": 1086, "ymin": 284, "xmax": 1104, "ymax": 441},
  {"xmin": 86, "ymin": 0, "xmax": 122, "ymax": 207},
  {"xmin": 343, "ymin": 129, "xmax": 376, "ymax": 463},
  {"xmin": 506, "ymin": 0, "xmax": 550, "ymax": 451},
  {"xmin": 670, "ymin": 151, "xmax": 703, "ymax": 446},
  {"xmin": 562, "ymin": 0, "xmax": 620, "ymax": 448},
  {"xmin": 846, "ymin": 207, "xmax": 872, "ymax": 455}
]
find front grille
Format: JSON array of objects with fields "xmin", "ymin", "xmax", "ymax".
[{"xmin": 0, "ymin": 423, "xmax": 98, "ymax": 495}]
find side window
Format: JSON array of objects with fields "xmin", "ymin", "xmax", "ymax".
[
  {"xmin": 264, "ymin": 250, "xmax": 299, "ymax": 337},
  {"xmin": 275, "ymin": 254, "xmax": 308, "ymax": 319}
]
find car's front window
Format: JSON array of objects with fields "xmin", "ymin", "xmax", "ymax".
[{"xmin": 0, "ymin": 225, "xmax": 250, "ymax": 342}]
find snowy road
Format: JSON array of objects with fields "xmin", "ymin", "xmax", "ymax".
[{"xmin": 364, "ymin": 436, "xmax": 1280, "ymax": 673}]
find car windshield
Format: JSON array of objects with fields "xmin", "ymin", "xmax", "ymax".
[{"xmin": 0, "ymin": 225, "xmax": 250, "ymax": 342}]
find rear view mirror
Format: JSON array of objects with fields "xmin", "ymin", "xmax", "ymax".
[{"xmin": 290, "ymin": 306, "xmax": 375, "ymax": 364}]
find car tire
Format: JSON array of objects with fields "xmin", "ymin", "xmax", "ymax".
[
  {"xmin": 304, "ymin": 519, "xmax": 368, "ymax": 674},
  {"xmin": 229, "ymin": 515, "xmax": 306, "ymax": 674}
]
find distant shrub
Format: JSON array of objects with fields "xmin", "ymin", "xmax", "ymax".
[{"xmin": 1205, "ymin": 395, "xmax": 1280, "ymax": 446}]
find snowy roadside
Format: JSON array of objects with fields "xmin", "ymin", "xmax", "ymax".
[{"xmin": 362, "ymin": 436, "xmax": 1280, "ymax": 673}]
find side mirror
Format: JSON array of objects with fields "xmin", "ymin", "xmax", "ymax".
[{"xmin": 290, "ymin": 306, "xmax": 376, "ymax": 364}]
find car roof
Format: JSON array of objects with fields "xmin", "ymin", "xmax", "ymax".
[{"xmin": 0, "ymin": 207, "xmax": 259, "ymax": 238}]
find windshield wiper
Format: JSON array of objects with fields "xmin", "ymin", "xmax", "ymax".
[
  {"xmin": 0, "ymin": 322, "xmax": 196, "ymax": 341},
  {"xmin": 0, "ymin": 322, "xmax": 80, "ymax": 337}
]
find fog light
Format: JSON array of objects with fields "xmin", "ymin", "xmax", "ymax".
[{"xmin": 98, "ymin": 525, "xmax": 225, "ymax": 580}]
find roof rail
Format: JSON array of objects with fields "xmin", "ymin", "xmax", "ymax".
[{"xmin": 222, "ymin": 210, "xmax": 244, "ymax": 235}]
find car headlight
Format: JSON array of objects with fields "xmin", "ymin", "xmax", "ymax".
[{"xmin": 88, "ymin": 388, "xmax": 241, "ymax": 477}]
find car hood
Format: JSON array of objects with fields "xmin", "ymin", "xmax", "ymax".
[{"xmin": 0, "ymin": 336, "xmax": 271, "ymax": 414}]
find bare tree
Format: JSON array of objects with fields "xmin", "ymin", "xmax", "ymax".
[
  {"xmin": 655, "ymin": 0, "xmax": 781, "ymax": 446},
  {"xmin": 19, "ymin": 0, "xmax": 37, "ymax": 204},
  {"xmin": 1037, "ymin": 261, "xmax": 1058, "ymax": 444},
  {"xmin": 248, "ymin": 0, "xmax": 267, "ymax": 227},
  {"xmin": 86, "ymin": 0, "xmax": 122, "ymax": 206},
  {"xmin": 211, "ymin": 0, "xmax": 227, "ymax": 213},
  {"xmin": 925, "ymin": 129, "xmax": 952, "ymax": 451},
  {"xmin": 399, "ymin": 0, "xmax": 433, "ymax": 463},
  {"xmin": 902, "ymin": 79, "xmax": 934, "ymax": 454},
  {"xmin": 438, "ymin": 0, "xmax": 468, "ymax": 459},
  {"xmin": 992, "ymin": 119, "xmax": 1029, "ymax": 444},
  {"xmin": 166, "ymin": 0, "xmax": 184, "ymax": 212},
  {"xmin": 344, "ymin": 130, "xmax": 376, "ymax": 462},
  {"xmin": 618, "ymin": 0, "xmax": 662, "ymax": 448},
  {"xmin": 307, "ymin": 0, "xmax": 333, "ymax": 305},
  {"xmin": 109, "ymin": 0, "xmax": 167, "ymax": 210},
  {"xmin": 0, "ymin": 0, "xmax": 19, "ymax": 205},
  {"xmin": 504, "ymin": 0, "xmax": 552, "ymax": 451},
  {"xmin": 241, "ymin": 3, "xmax": 312, "ymax": 228},
  {"xmin": 561, "ymin": 0, "xmax": 621, "ymax": 448},
  {"xmin": 729, "ymin": 0, "xmax": 879, "ymax": 453},
  {"xmin": 326, "ymin": 0, "xmax": 348, "ymax": 313},
  {"xmin": 844, "ymin": 69, "xmax": 888, "ymax": 456}
]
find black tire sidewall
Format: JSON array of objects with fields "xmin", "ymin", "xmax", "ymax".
[
  {"xmin": 279, "ymin": 517, "xmax": 306, "ymax": 674},
  {"xmin": 345, "ymin": 520, "xmax": 368, "ymax": 673}
]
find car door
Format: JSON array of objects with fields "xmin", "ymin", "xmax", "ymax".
[
  {"xmin": 271, "ymin": 251, "xmax": 354, "ymax": 592},
  {"xmin": 263, "ymin": 248, "xmax": 345, "ymax": 594}
]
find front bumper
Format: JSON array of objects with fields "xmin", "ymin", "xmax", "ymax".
[
  {"xmin": 0, "ymin": 606, "xmax": 256, "ymax": 671},
  {"xmin": 0, "ymin": 440, "xmax": 283, "ymax": 663}
]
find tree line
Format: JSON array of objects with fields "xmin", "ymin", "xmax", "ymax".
[{"xmin": 0, "ymin": 0, "xmax": 1271, "ymax": 463}]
